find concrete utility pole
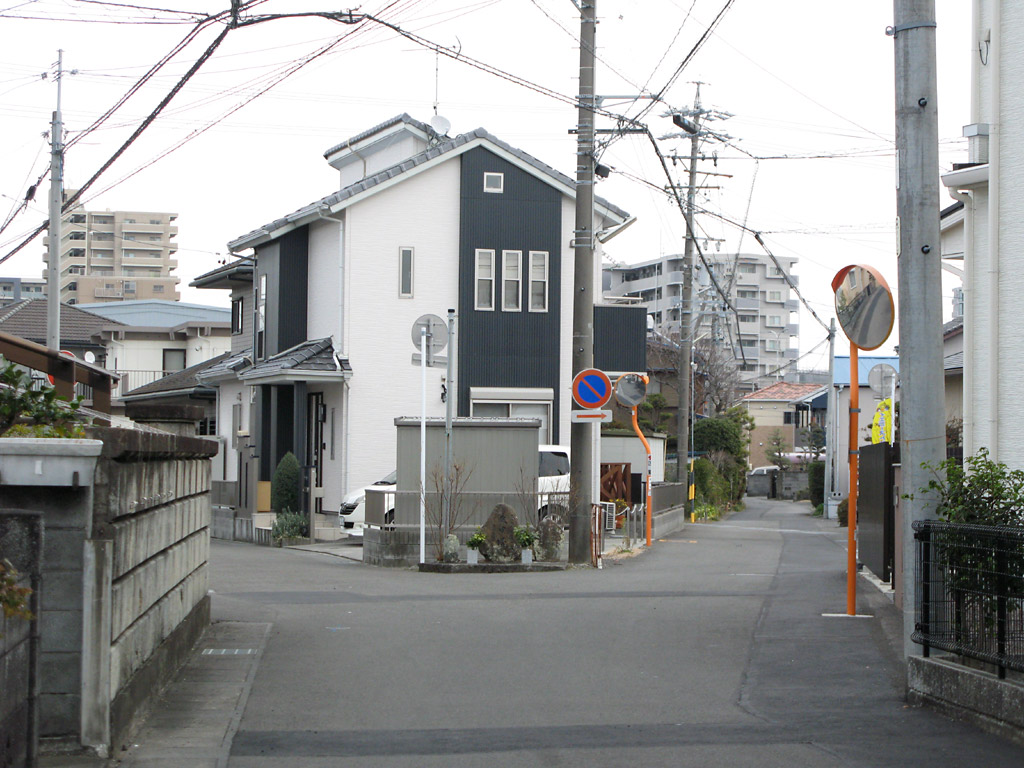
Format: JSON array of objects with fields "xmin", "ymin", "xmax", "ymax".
[
  {"xmin": 46, "ymin": 50, "xmax": 65, "ymax": 350},
  {"xmin": 676, "ymin": 88, "xmax": 702, "ymax": 491},
  {"xmin": 568, "ymin": 0, "xmax": 597, "ymax": 563},
  {"xmin": 891, "ymin": 0, "xmax": 945, "ymax": 657},
  {"xmin": 823, "ymin": 317, "xmax": 837, "ymax": 514}
]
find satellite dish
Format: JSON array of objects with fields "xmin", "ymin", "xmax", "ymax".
[
  {"xmin": 430, "ymin": 114, "xmax": 451, "ymax": 135},
  {"xmin": 84, "ymin": 351, "xmax": 96, "ymax": 364}
]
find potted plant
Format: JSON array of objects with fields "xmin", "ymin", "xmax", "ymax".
[
  {"xmin": 514, "ymin": 525, "xmax": 537, "ymax": 565},
  {"xmin": 466, "ymin": 529, "xmax": 486, "ymax": 565},
  {"xmin": 0, "ymin": 359, "xmax": 102, "ymax": 487}
]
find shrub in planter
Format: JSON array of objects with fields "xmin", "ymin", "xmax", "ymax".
[
  {"xmin": 466, "ymin": 529, "xmax": 486, "ymax": 550},
  {"xmin": 271, "ymin": 451, "xmax": 301, "ymax": 514},
  {"xmin": 513, "ymin": 525, "xmax": 537, "ymax": 550},
  {"xmin": 271, "ymin": 511, "xmax": 308, "ymax": 543}
]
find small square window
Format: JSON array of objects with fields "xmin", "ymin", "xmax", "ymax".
[{"xmin": 483, "ymin": 173, "xmax": 504, "ymax": 193}]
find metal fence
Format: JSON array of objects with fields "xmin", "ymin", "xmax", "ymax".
[{"xmin": 913, "ymin": 520, "xmax": 1024, "ymax": 678}]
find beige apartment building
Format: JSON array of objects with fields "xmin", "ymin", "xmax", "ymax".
[{"xmin": 42, "ymin": 193, "xmax": 180, "ymax": 304}]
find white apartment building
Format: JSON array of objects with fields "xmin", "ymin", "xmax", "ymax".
[
  {"xmin": 604, "ymin": 252, "xmax": 800, "ymax": 390},
  {"xmin": 42, "ymin": 193, "xmax": 180, "ymax": 305}
]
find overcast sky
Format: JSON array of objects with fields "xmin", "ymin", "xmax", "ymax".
[{"xmin": 0, "ymin": 0, "xmax": 972, "ymax": 365}]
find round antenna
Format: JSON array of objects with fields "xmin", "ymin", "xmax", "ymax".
[{"xmin": 430, "ymin": 114, "xmax": 451, "ymax": 135}]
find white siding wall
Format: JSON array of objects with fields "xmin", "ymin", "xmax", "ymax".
[
  {"xmin": 107, "ymin": 334, "xmax": 230, "ymax": 373},
  {"xmin": 558, "ymin": 196, "xmax": 575, "ymax": 448},
  {"xmin": 342, "ymin": 160, "xmax": 461, "ymax": 493}
]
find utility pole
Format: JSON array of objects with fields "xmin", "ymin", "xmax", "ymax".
[
  {"xmin": 891, "ymin": 1, "xmax": 945, "ymax": 657},
  {"xmin": 823, "ymin": 317, "xmax": 837, "ymax": 515},
  {"xmin": 568, "ymin": 0, "xmax": 597, "ymax": 563},
  {"xmin": 675, "ymin": 86, "xmax": 703, "ymax": 492},
  {"xmin": 46, "ymin": 50, "xmax": 65, "ymax": 350}
]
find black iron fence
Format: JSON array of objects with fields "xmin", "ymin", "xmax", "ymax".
[{"xmin": 913, "ymin": 520, "xmax": 1024, "ymax": 678}]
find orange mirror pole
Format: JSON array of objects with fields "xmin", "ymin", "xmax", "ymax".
[
  {"xmin": 630, "ymin": 399, "xmax": 653, "ymax": 547},
  {"xmin": 847, "ymin": 343, "xmax": 859, "ymax": 615}
]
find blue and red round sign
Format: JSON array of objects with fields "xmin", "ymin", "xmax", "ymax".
[{"xmin": 572, "ymin": 368, "xmax": 612, "ymax": 409}]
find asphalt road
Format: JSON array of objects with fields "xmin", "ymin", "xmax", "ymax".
[{"xmin": 200, "ymin": 498, "xmax": 1024, "ymax": 767}]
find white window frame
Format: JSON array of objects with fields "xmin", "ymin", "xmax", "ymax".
[
  {"xmin": 483, "ymin": 172, "xmax": 504, "ymax": 193},
  {"xmin": 502, "ymin": 250, "xmax": 522, "ymax": 312},
  {"xmin": 767, "ymin": 314, "xmax": 783, "ymax": 327},
  {"xmin": 529, "ymin": 251, "xmax": 549, "ymax": 312},
  {"xmin": 765, "ymin": 339, "xmax": 781, "ymax": 351},
  {"xmin": 475, "ymin": 249, "xmax": 495, "ymax": 310},
  {"xmin": 399, "ymin": 246, "xmax": 414, "ymax": 298},
  {"xmin": 768, "ymin": 290, "xmax": 783, "ymax": 302}
]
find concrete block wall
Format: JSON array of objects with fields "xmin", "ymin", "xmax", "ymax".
[{"xmin": 85, "ymin": 425, "xmax": 218, "ymax": 753}]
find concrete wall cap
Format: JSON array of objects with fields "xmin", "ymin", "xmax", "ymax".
[{"xmin": 0, "ymin": 437, "xmax": 103, "ymax": 457}]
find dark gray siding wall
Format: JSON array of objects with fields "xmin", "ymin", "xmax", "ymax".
[
  {"xmin": 457, "ymin": 147, "xmax": 563, "ymax": 440},
  {"xmin": 256, "ymin": 226, "xmax": 309, "ymax": 359},
  {"xmin": 594, "ymin": 305, "xmax": 647, "ymax": 372}
]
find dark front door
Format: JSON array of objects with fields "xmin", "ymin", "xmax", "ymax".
[{"xmin": 306, "ymin": 392, "xmax": 325, "ymax": 514}]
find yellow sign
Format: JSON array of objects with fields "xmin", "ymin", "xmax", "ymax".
[{"xmin": 871, "ymin": 398, "xmax": 893, "ymax": 444}]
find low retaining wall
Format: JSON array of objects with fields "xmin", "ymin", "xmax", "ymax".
[{"xmin": 908, "ymin": 655, "xmax": 1024, "ymax": 746}]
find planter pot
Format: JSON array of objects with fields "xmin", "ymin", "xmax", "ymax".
[
  {"xmin": 0, "ymin": 438, "xmax": 103, "ymax": 487},
  {"xmin": 467, "ymin": 548, "xmax": 480, "ymax": 565},
  {"xmin": 521, "ymin": 548, "xmax": 533, "ymax": 565}
]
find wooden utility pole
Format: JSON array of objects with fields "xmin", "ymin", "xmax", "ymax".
[
  {"xmin": 568, "ymin": 0, "xmax": 597, "ymax": 563},
  {"xmin": 891, "ymin": 0, "xmax": 945, "ymax": 655}
]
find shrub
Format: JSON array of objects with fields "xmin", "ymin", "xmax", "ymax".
[
  {"xmin": 693, "ymin": 456, "xmax": 730, "ymax": 508},
  {"xmin": 837, "ymin": 497, "xmax": 849, "ymax": 527},
  {"xmin": 467, "ymin": 529, "xmax": 486, "ymax": 549},
  {"xmin": 808, "ymin": 461, "xmax": 825, "ymax": 507},
  {"xmin": 271, "ymin": 452, "xmax": 302, "ymax": 513},
  {"xmin": 920, "ymin": 447, "xmax": 1024, "ymax": 526},
  {"xmin": 0, "ymin": 359, "xmax": 83, "ymax": 437},
  {"xmin": 271, "ymin": 511, "xmax": 308, "ymax": 541}
]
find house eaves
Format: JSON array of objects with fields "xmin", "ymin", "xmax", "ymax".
[
  {"xmin": 120, "ymin": 385, "xmax": 215, "ymax": 403},
  {"xmin": 190, "ymin": 260, "xmax": 254, "ymax": 289},
  {"xmin": 229, "ymin": 127, "xmax": 629, "ymax": 252},
  {"xmin": 941, "ymin": 163, "xmax": 988, "ymax": 190}
]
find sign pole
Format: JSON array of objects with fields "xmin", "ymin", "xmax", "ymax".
[{"xmin": 420, "ymin": 326, "xmax": 427, "ymax": 565}]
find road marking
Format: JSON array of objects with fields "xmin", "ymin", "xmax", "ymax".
[
  {"xmin": 202, "ymin": 648, "xmax": 257, "ymax": 655},
  {"xmin": 821, "ymin": 613, "xmax": 874, "ymax": 619}
]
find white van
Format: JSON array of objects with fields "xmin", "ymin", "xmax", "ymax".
[{"xmin": 339, "ymin": 445, "xmax": 571, "ymax": 536}]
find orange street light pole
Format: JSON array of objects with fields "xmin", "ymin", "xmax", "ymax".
[{"xmin": 847, "ymin": 343, "xmax": 859, "ymax": 616}]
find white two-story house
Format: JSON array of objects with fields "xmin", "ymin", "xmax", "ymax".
[{"xmin": 193, "ymin": 114, "xmax": 645, "ymax": 518}]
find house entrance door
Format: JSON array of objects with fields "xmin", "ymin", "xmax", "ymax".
[{"xmin": 306, "ymin": 392, "xmax": 325, "ymax": 514}]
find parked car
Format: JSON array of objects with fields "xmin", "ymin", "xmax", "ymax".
[
  {"xmin": 338, "ymin": 446, "xmax": 571, "ymax": 536},
  {"xmin": 749, "ymin": 465, "xmax": 781, "ymax": 475}
]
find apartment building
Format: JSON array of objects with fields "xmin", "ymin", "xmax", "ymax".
[
  {"xmin": 604, "ymin": 252, "xmax": 800, "ymax": 390},
  {"xmin": 0, "ymin": 276, "xmax": 46, "ymax": 306},
  {"xmin": 42, "ymin": 193, "xmax": 180, "ymax": 304}
]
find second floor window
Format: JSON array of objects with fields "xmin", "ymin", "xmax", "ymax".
[
  {"xmin": 399, "ymin": 247, "xmax": 414, "ymax": 298},
  {"xmin": 475, "ymin": 250, "xmax": 494, "ymax": 310},
  {"xmin": 529, "ymin": 251, "xmax": 549, "ymax": 312},
  {"xmin": 231, "ymin": 297, "xmax": 244, "ymax": 334},
  {"xmin": 502, "ymin": 250, "xmax": 521, "ymax": 311}
]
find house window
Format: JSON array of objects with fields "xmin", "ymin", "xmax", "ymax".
[
  {"xmin": 125, "ymin": 218, "xmax": 136, "ymax": 224},
  {"xmin": 162, "ymin": 348, "xmax": 186, "ymax": 375},
  {"xmin": 766, "ymin": 339, "xmax": 781, "ymax": 351},
  {"xmin": 739, "ymin": 314, "xmax": 757, "ymax": 324},
  {"xmin": 502, "ymin": 250, "xmax": 521, "ymax": 311},
  {"xmin": 483, "ymin": 173, "xmax": 504, "ymax": 193},
  {"xmin": 738, "ymin": 264, "xmax": 756, "ymax": 274},
  {"xmin": 399, "ymin": 247, "xmax": 414, "ymax": 298},
  {"xmin": 149, "ymin": 219, "xmax": 161, "ymax": 225},
  {"xmin": 768, "ymin": 290, "xmax": 782, "ymax": 302},
  {"xmin": 153, "ymin": 285, "xmax": 164, "ymax": 293},
  {"xmin": 231, "ymin": 297, "xmax": 244, "ymax": 335},
  {"xmin": 783, "ymin": 412, "xmax": 794, "ymax": 425},
  {"xmin": 124, "ymin": 234, "xmax": 135, "ymax": 241},
  {"xmin": 767, "ymin": 315, "xmax": 782, "ymax": 326},
  {"xmin": 737, "ymin": 289, "xmax": 757, "ymax": 299},
  {"xmin": 470, "ymin": 387, "xmax": 554, "ymax": 442},
  {"xmin": 529, "ymin": 251, "xmax": 548, "ymax": 312},
  {"xmin": 124, "ymin": 281, "xmax": 136, "ymax": 293},
  {"xmin": 257, "ymin": 273, "xmax": 267, "ymax": 358},
  {"xmin": 475, "ymin": 249, "xmax": 494, "ymax": 310}
]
